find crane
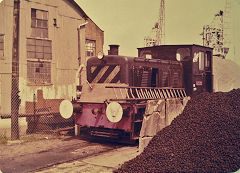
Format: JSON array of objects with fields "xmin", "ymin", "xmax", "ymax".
[
  {"xmin": 144, "ymin": 0, "xmax": 165, "ymax": 47},
  {"xmin": 201, "ymin": 0, "xmax": 233, "ymax": 59}
]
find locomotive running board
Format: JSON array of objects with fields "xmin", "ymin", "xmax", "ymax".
[{"xmin": 105, "ymin": 86, "xmax": 187, "ymax": 101}]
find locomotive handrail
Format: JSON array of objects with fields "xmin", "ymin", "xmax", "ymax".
[
  {"xmin": 105, "ymin": 86, "xmax": 185, "ymax": 90},
  {"xmin": 105, "ymin": 86, "xmax": 187, "ymax": 101}
]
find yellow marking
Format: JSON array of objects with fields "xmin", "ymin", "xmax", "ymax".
[
  {"xmin": 92, "ymin": 66, "xmax": 109, "ymax": 83},
  {"xmin": 104, "ymin": 66, "xmax": 120, "ymax": 83},
  {"xmin": 91, "ymin": 66, "xmax": 97, "ymax": 73}
]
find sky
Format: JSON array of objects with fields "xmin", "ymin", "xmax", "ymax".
[{"xmin": 76, "ymin": 0, "xmax": 240, "ymax": 62}]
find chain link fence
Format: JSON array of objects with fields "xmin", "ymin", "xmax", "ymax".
[{"xmin": 0, "ymin": 86, "xmax": 75, "ymax": 143}]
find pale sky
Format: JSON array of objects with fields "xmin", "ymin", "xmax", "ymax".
[{"xmin": 76, "ymin": 0, "xmax": 239, "ymax": 60}]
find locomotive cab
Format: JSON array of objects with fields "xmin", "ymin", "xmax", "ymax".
[{"xmin": 138, "ymin": 44, "xmax": 213, "ymax": 96}]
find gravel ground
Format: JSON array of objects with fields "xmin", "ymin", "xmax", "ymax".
[
  {"xmin": 0, "ymin": 134, "xmax": 139, "ymax": 173},
  {"xmin": 0, "ymin": 134, "xmax": 79, "ymax": 159}
]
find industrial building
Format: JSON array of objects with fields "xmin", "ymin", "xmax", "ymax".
[{"xmin": 0, "ymin": 0, "xmax": 104, "ymax": 115}]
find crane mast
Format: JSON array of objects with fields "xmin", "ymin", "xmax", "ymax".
[
  {"xmin": 144, "ymin": 0, "xmax": 165, "ymax": 47},
  {"xmin": 201, "ymin": 0, "xmax": 233, "ymax": 59},
  {"xmin": 156, "ymin": 0, "xmax": 165, "ymax": 45}
]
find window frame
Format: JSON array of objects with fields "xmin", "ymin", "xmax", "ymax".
[
  {"xmin": 0, "ymin": 34, "xmax": 4, "ymax": 58},
  {"xmin": 26, "ymin": 38, "xmax": 52, "ymax": 85},
  {"xmin": 27, "ymin": 38, "xmax": 52, "ymax": 61},
  {"xmin": 199, "ymin": 51, "xmax": 205, "ymax": 71},
  {"xmin": 85, "ymin": 39, "xmax": 96, "ymax": 57},
  {"xmin": 31, "ymin": 8, "xmax": 48, "ymax": 38},
  {"xmin": 27, "ymin": 60, "xmax": 51, "ymax": 84}
]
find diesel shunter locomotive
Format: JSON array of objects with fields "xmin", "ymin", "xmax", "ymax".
[{"xmin": 65, "ymin": 44, "xmax": 213, "ymax": 141}]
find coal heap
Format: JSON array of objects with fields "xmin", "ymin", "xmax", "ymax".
[{"xmin": 115, "ymin": 89, "xmax": 240, "ymax": 173}]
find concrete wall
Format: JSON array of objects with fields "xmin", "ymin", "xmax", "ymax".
[
  {"xmin": 0, "ymin": 0, "xmax": 104, "ymax": 137},
  {"xmin": 0, "ymin": 0, "xmax": 13, "ymax": 114},
  {"xmin": 16, "ymin": 0, "xmax": 93, "ymax": 114},
  {"xmin": 0, "ymin": 0, "xmax": 104, "ymax": 116},
  {"xmin": 85, "ymin": 18, "xmax": 104, "ymax": 57}
]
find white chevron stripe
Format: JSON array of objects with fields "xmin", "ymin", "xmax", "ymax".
[
  {"xmin": 92, "ymin": 66, "xmax": 109, "ymax": 83},
  {"xmin": 91, "ymin": 66, "xmax": 97, "ymax": 73},
  {"xmin": 104, "ymin": 66, "xmax": 120, "ymax": 83}
]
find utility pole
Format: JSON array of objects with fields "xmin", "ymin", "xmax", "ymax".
[{"xmin": 11, "ymin": 0, "xmax": 20, "ymax": 140}]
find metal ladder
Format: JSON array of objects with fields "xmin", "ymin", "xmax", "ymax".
[{"xmin": 105, "ymin": 86, "xmax": 187, "ymax": 101}]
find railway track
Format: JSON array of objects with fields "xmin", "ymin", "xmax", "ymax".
[
  {"xmin": 36, "ymin": 143, "xmax": 138, "ymax": 173},
  {"xmin": 0, "ymin": 136, "xmax": 133, "ymax": 173},
  {"xmin": 33, "ymin": 140, "xmax": 125, "ymax": 173}
]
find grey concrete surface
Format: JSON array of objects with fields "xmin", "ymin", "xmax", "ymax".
[
  {"xmin": 37, "ymin": 146, "xmax": 139, "ymax": 173},
  {"xmin": 0, "ymin": 135, "xmax": 139, "ymax": 173}
]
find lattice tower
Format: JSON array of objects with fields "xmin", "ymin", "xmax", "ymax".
[
  {"xmin": 144, "ymin": 0, "xmax": 165, "ymax": 47},
  {"xmin": 223, "ymin": 0, "xmax": 233, "ymax": 52},
  {"xmin": 202, "ymin": 9, "xmax": 230, "ymax": 58}
]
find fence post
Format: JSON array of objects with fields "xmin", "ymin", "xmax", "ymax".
[
  {"xmin": 11, "ymin": 76, "xmax": 20, "ymax": 140},
  {"xmin": 33, "ymin": 93, "xmax": 36, "ymax": 133}
]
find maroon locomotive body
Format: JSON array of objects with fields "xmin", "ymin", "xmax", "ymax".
[{"xmin": 72, "ymin": 44, "xmax": 213, "ymax": 141}]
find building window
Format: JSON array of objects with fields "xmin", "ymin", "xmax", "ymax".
[
  {"xmin": 31, "ymin": 8, "xmax": 48, "ymax": 38},
  {"xmin": 27, "ymin": 38, "xmax": 52, "ymax": 84},
  {"xmin": 27, "ymin": 61, "xmax": 51, "ymax": 84},
  {"xmin": 145, "ymin": 54, "xmax": 152, "ymax": 59},
  {"xmin": 27, "ymin": 38, "xmax": 52, "ymax": 60},
  {"xmin": 0, "ymin": 34, "xmax": 4, "ymax": 58},
  {"xmin": 199, "ymin": 52, "xmax": 205, "ymax": 71},
  {"xmin": 86, "ymin": 39, "xmax": 96, "ymax": 57}
]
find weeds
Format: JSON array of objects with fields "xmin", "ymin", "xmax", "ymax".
[{"xmin": 0, "ymin": 134, "xmax": 8, "ymax": 145}]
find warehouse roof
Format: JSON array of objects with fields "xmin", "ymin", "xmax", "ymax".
[{"xmin": 67, "ymin": 0, "xmax": 89, "ymax": 19}]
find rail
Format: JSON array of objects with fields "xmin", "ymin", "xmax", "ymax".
[
  {"xmin": 0, "ymin": 112, "xmax": 60, "ymax": 119},
  {"xmin": 105, "ymin": 86, "xmax": 187, "ymax": 101}
]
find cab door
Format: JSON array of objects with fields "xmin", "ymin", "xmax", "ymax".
[
  {"xmin": 205, "ymin": 51, "xmax": 213, "ymax": 93},
  {"xmin": 192, "ymin": 51, "xmax": 213, "ymax": 95}
]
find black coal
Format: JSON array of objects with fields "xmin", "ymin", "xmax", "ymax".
[{"xmin": 115, "ymin": 89, "xmax": 240, "ymax": 173}]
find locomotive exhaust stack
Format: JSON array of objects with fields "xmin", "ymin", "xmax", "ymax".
[{"xmin": 108, "ymin": 44, "xmax": 120, "ymax": 55}]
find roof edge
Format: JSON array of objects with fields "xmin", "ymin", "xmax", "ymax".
[
  {"xmin": 137, "ymin": 44, "xmax": 213, "ymax": 50},
  {"xmin": 67, "ymin": 0, "xmax": 88, "ymax": 19},
  {"xmin": 86, "ymin": 18, "xmax": 104, "ymax": 32}
]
